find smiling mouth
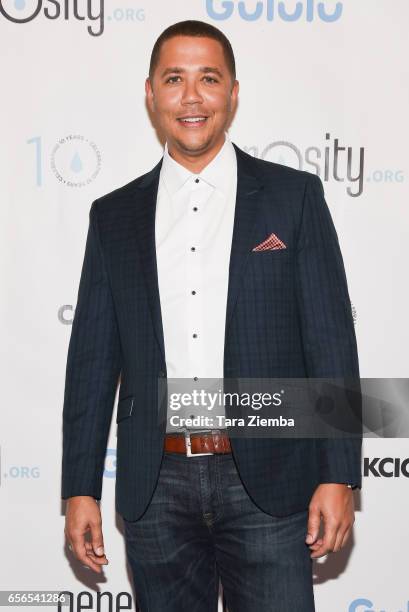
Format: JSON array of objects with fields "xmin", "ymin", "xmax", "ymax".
[{"xmin": 177, "ymin": 116, "xmax": 209, "ymax": 127}]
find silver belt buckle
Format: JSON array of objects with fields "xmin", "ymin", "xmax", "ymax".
[{"xmin": 181, "ymin": 428, "xmax": 217, "ymax": 457}]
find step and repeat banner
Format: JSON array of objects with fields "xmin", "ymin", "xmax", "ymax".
[{"xmin": 1, "ymin": 1, "xmax": 408, "ymax": 611}]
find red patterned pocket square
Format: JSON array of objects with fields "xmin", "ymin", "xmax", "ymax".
[{"xmin": 252, "ymin": 233, "xmax": 287, "ymax": 251}]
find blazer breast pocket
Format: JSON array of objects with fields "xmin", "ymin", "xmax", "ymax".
[
  {"xmin": 249, "ymin": 247, "xmax": 293, "ymax": 287},
  {"xmin": 116, "ymin": 395, "xmax": 134, "ymax": 423}
]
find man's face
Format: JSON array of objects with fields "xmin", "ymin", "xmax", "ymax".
[{"xmin": 146, "ymin": 35, "xmax": 239, "ymax": 159}]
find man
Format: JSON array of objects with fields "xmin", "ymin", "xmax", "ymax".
[{"xmin": 62, "ymin": 20, "xmax": 362, "ymax": 612}]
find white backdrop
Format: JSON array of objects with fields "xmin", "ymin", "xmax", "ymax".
[{"xmin": 1, "ymin": 1, "xmax": 409, "ymax": 611}]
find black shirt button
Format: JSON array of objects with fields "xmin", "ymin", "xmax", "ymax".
[
  {"xmin": 192, "ymin": 333, "xmax": 197, "ymax": 338},
  {"xmin": 191, "ymin": 246, "xmax": 196, "ymax": 251},
  {"xmin": 195, "ymin": 178, "xmax": 199, "ymax": 183},
  {"xmin": 193, "ymin": 376, "xmax": 198, "ymax": 381},
  {"xmin": 191, "ymin": 290, "xmax": 196, "ymax": 295},
  {"xmin": 193, "ymin": 207, "xmax": 198, "ymax": 211}
]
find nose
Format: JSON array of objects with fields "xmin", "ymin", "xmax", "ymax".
[{"xmin": 181, "ymin": 78, "xmax": 203, "ymax": 105}]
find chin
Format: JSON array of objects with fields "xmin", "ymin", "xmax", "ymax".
[{"xmin": 176, "ymin": 136, "xmax": 212, "ymax": 154}]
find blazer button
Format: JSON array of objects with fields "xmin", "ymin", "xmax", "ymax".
[{"xmin": 158, "ymin": 371, "xmax": 166, "ymax": 378}]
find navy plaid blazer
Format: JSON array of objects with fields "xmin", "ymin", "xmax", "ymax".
[{"xmin": 61, "ymin": 143, "xmax": 362, "ymax": 521}]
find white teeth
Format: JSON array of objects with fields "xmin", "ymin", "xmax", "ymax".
[{"xmin": 180, "ymin": 117, "xmax": 206, "ymax": 123}]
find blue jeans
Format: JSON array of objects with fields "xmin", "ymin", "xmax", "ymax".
[{"xmin": 123, "ymin": 450, "xmax": 315, "ymax": 612}]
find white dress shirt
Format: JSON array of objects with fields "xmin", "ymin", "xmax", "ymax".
[{"xmin": 155, "ymin": 132, "xmax": 237, "ymax": 431}]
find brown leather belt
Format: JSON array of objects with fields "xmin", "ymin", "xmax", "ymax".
[{"xmin": 164, "ymin": 429, "xmax": 231, "ymax": 456}]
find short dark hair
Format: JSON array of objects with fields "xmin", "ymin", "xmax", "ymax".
[{"xmin": 148, "ymin": 20, "xmax": 236, "ymax": 84}]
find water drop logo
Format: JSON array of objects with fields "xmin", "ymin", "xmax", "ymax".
[
  {"xmin": 70, "ymin": 151, "xmax": 83, "ymax": 174},
  {"xmin": 0, "ymin": 0, "xmax": 105, "ymax": 36},
  {"xmin": 0, "ymin": 0, "xmax": 42, "ymax": 22},
  {"xmin": 50, "ymin": 135, "xmax": 102, "ymax": 188}
]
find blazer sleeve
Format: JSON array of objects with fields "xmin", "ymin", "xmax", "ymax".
[
  {"xmin": 61, "ymin": 200, "xmax": 122, "ymax": 500},
  {"xmin": 295, "ymin": 174, "xmax": 362, "ymax": 489}
]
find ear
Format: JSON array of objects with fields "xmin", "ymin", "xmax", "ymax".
[
  {"xmin": 231, "ymin": 79, "xmax": 239, "ymax": 99},
  {"xmin": 229, "ymin": 79, "xmax": 239, "ymax": 112},
  {"xmin": 145, "ymin": 77, "xmax": 155, "ymax": 112}
]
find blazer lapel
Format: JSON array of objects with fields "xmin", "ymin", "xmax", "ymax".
[
  {"xmin": 225, "ymin": 144, "xmax": 264, "ymax": 332},
  {"xmin": 132, "ymin": 142, "xmax": 264, "ymax": 364},
  {"xmin": 133, "ymin": 159, "xmax": 166, "ymax": 363}
]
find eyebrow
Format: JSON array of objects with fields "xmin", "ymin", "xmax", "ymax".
[{"xmin": 160, "ymin": 66, "xmax": 224, "ymax": 79}]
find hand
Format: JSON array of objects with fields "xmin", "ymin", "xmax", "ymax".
[
  {"xmin": 64, "ymin": 496, "xmax": 109, "ymax": 573},
  {"xmin": 305, "ymin": 484, "xmax": 355, "ymax": 559}
]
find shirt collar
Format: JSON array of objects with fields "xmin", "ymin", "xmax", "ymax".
[{"xmin": 161, "ymin": 132, "xmax": 236, "ymax": 198}]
